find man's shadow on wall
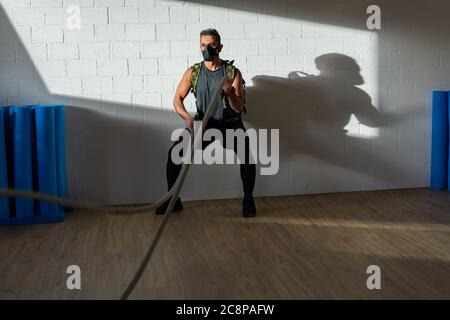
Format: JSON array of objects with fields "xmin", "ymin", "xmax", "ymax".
[{"xmin": 246, "ymin": 53, "xmax": 409, "ymax": 186}]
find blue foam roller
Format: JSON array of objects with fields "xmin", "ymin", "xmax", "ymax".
[
  {"xmin": 448, "ymin": 91, "xmax": 450, "ymax": 191},
  {"xmin": 9, "ymin": 106, "xmax": 34, "ymax": 218},
  {"xmin": 35, "ymin": 106, "xmax": 60, "ymax": 216},
  {"xmin": 0, "ymin": 108, "xmax": 10, "ymax": 218},
  {"xmin": 53, "ymin": 105, "xmax": 69, "ymax": 209},
  {"xmin": 430, "ymin": 91, "xmax": 449, "ymax": 190}
]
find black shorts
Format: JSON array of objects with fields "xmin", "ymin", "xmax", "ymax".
[{"xmin": 194, "ymin": 107, "xmax": 243, "ymax": 128}]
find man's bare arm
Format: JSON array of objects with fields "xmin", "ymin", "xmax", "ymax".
[
  {"xmin": 173, "ymin": 67, "xmax": 194, "ymax": 130},
  {"xmin": 224, "ymin": 68, "xmax": 245, "ymax": 113}
]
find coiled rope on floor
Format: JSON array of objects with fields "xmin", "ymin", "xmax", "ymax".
[{"xmin": 0, "ymin": 75, "xmax": 228, "ymax": 299}]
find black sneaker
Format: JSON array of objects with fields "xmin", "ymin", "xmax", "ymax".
[
  {"xmin": 242, "ymin": 195, "xmax": 256, "ymax": 217},
  {"xmin": 155, "ymin": 197, "xmax": 183, "ymax": 215}
]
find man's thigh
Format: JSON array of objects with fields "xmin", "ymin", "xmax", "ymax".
[{"xmin": 220, "ymin": 121, "xmax": 252, "ymax": 162}]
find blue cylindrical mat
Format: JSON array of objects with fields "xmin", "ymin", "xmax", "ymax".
[
  {"xmin": 448, "ymin": 91, "xmax": 450, "ymax": 191},
  {"xmin": 430, "ymin": 91, "xmax": 449, "ymax": 190},
  {"xmin": 0, "ymin": 108, "xmax": 10, "ymax": 218},
  {"xmin": 35, "ymin": 106, "xmax": 60, "ymax": 216},
  {"xmin": 54, "ymin": 105, "xmax": 69, "ymax": 211},
  {"xmin": 9, "ymin": 106, "xmax": 34, "ymax": 218}
]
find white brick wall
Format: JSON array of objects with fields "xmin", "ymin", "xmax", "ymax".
[
  {"xmin": 2, "ymin": 62, "xmax": 35, "ymax": 79},
  {"xmin": 15, "ymin": 43, "xmax": 48, "ymax": 61},
  {"xmin": 94, "ymin": 24, "xmax": 125, "ymax": 41},
  {"xmin": 170, "ymin": 40, "xmax": 198, "ymax": 58},
  {"xmin": 125, "ymin": 0, "xmax": 155, "ymax": 6},
  {"xmin": 31, "ymin": 25, "xmax": 63, "ymax": 42},
  {"xmin": 0, "ymin": 45, "xmax": 15, "ymax": 62},
  {"xmin": 14, "ymin": 8, "xmax": 46, "ymax": 25},
  {"xmin": 139, "ymin": 6, "xmax": 169, "ymax": 23},
  {"xmin": 45, "ymin": 8, "xmax": 66, "ymax": 25},
  {"xmin": 156, "ymin": 23, "xmax": 185, "ymax": 40},
  {"xmin": 66, "ymin": 59, "xmax": 96, "ymax": 76},
  {"xmin": 113, "ymin": 75, "xmax": 143, "ymax": 92},
  {"xmin": 64, "ymin": 25, "xmax": 95, "ymax": 42},
  {"xmin": 158, "ymin": 57, "xmax": 186, "ymax": 75},
  {"xmin": 49, "ymin": 77, "xmax": 82, "ymax": 94},
  {"xmin": 47, "ymin": 42, "xmax": 78, "ymax": 59},
  {"xmin": 35, "ymin": 60, "xmax": 66, "ymax": 77},
  {"xmin": 31, "ymin": 0, "xmax": 63, "ymax": 8},
  {"xmin": 111, "ymin": 41, "xmax": 140, "ymax": 58},
  {"xmin": 82, "ymin": 76, "xmax": 113, "ymax": 94},
  {"xmin": 289, "ymin": 38, "xmax": 315, "ymax": 55},
  {"xmin": 126, "ymin": 24, "xmax": 155, "ymax": 41},
  {"xmin": 132, "ymin": 92, "xmax": 161, "ymax": 107},
  {"xmin": 1, "ymin": 0, "xmax": 449, "ymax": 204},
  {"xmin": 128, "ymin": 58, "xmax": 158, "ymax": 75},
  {"xmin": 98, "ymin": 59, "xmax": 127, "ymax": 76},
  {"xmin": 79, "ymin": 42, "xmax": 109, "ymax": 59},
  {"xmin": 108, "ymin": 7, "xmax": 138, "ymax": 23},
  {"xmin": 0, "ymin": 79, "xmax": 19, "ymax": 98},
  {"xmin": 170, "ymin": 6, "xmax": 199, "ymax": 23},
  {"xmin": 19, "ymin": 77, "xmax": 47, "ymax": 96},
  {"xmin": 80, "ymin": 8, "xmax": 108, "ymax": 24},
  {"xmin": 245, "ymin": 22, "xmax": 273, "ymax": 39},
  {"xmin": 141, "ymin": 41, "xmax": 169, "ymax": 57}
]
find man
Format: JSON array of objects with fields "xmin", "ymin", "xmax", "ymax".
[{"xmin": 155, "ymin": 28, "xmax": 256, "ymax": 217}]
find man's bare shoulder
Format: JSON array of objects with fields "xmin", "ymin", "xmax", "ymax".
[
  {"xmin": 232, "ymin": 67, "xmax": 243, "ymax": 82},
  {"xmin": 182, "ymin": 66, "xmax": 193, "ymax": 80}
]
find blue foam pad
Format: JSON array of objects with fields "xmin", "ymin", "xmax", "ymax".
[
  {"xmin": 34, "ymin": 106, "xmax": 60, "ymax": 217},
  {"xmin": 53, "ymin": 105, "xmax": 69, "ymax": 210},
  {"xmin": 430, "ymin": 91, "xmax": 449, "ymax": 190},
  {"xmin": 448, "ymin": 91, "xmax": 450, "ymax": 191},
  {"xmin": 9, "ymin": 106, "xmax": 34, "ymax": 218},
  {"xmin": 0, "ymin": 108, "xmax": 10, "ymax": 218}
]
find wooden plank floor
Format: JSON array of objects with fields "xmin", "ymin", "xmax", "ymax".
[{"xmin": 0, "ymin": 188, "xmax": 449, "ymax": 299}]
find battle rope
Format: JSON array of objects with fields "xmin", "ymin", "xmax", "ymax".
[
  {"xmin": 0, "ymin": 75, "xmax": 229, "ymax": 299},
  {"xmin": 120, "ymin": 75, "xmax": 227, "ymax": 299}
]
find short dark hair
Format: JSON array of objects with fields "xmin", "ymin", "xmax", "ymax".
[{"xmin": 200, "ymin": 28, "xmax": 221, "ymax": 45}]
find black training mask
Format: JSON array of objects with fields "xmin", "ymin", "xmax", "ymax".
[{"xmin": 202, "ymin": 44, "xmax": 219, "ymax": 61}]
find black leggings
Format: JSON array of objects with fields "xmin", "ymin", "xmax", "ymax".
[{"xmin": 165, "ymin": 119, "xmax": 256, "ymax": 196}]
